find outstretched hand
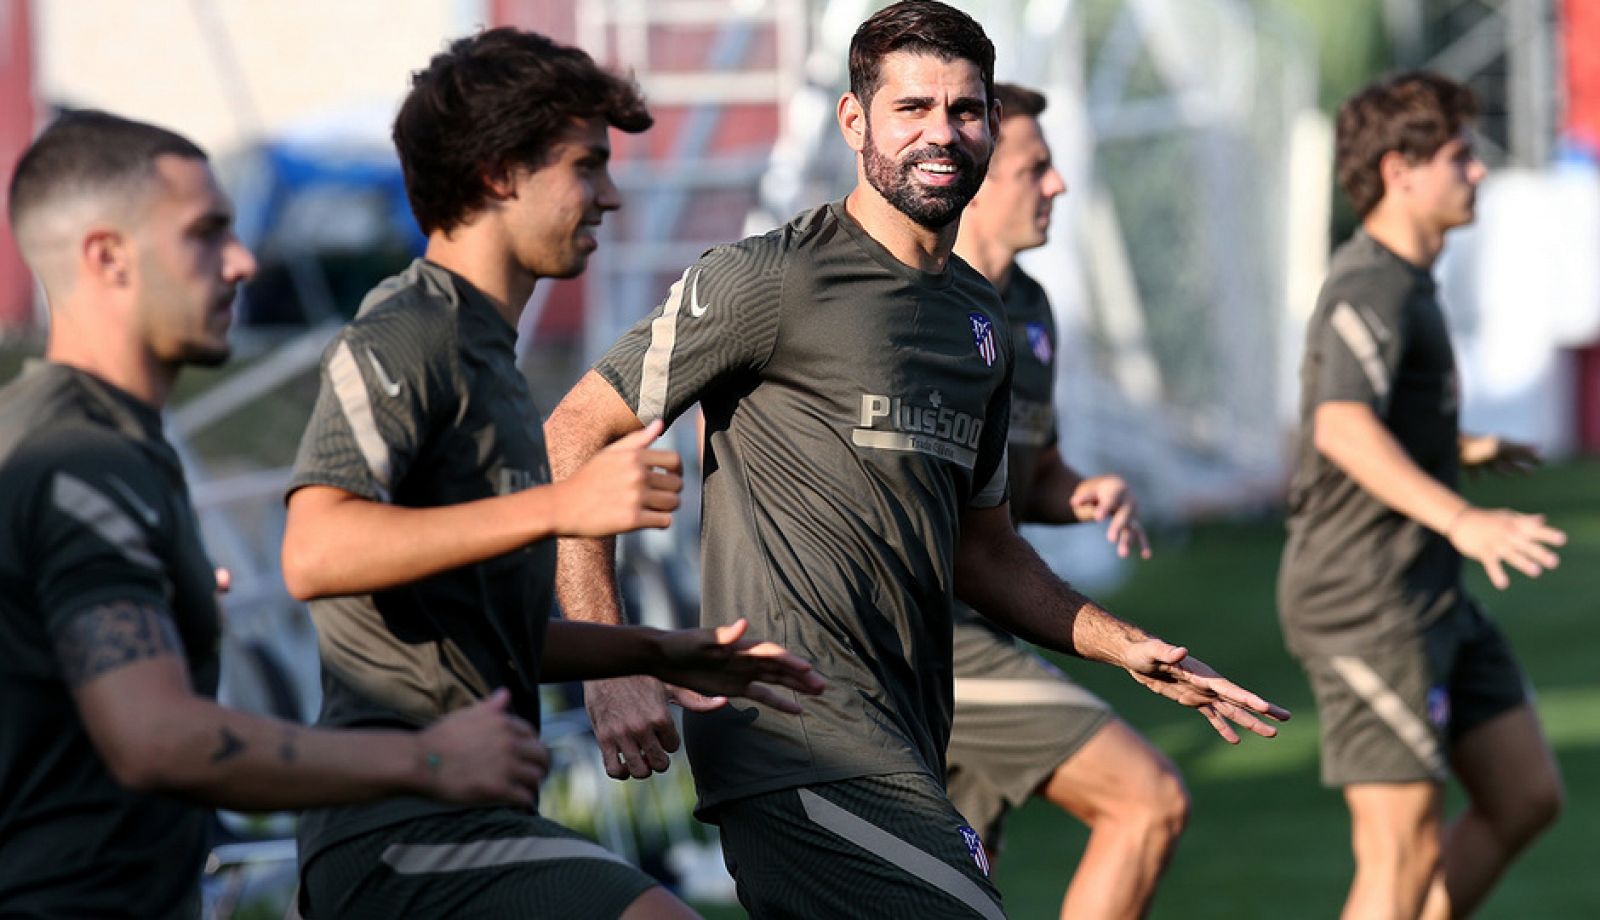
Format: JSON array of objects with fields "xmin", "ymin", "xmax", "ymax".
[
  {"xmin": 1448, "ymin": 508, "xmax": 1566, "ymax": 589},
  {"xmin": 1123, "ymin": 640, "xmax": 1291, "ymax": 743},
  {"xmin": 1460, "ymin": 434, "xmax": 1542, "ymax": 477},
  {"xmin": 1069, "ymin": 475, "xmax": 1151, "ymax": 560},
  {"xmin": 655, "ymin": 618, "xmax": 827, "ymax": 714}
]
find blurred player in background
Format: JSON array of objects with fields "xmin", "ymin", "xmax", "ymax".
[
  {"xmin": 947, "ymin": 81, "xmax": 1187, "ymax": 920},
  {"xmin": 1280, "ymin": 72, "xmax": 1566, "ymax": 920},
  {"xmin": 278, "ymin": 29, "xmax": 822, "ymax": 920},
  {"xmin": 549, "ymin": 3, "xmax": 1287, "ymax": 917},
  {"xmin": 0, "ymin": 110, "xmax": 553, "ymax": 918}
]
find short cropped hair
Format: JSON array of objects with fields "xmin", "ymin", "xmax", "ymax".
[
  {"xmin": 849, "ymin": 0, "xmax": 996, "ymax": 108},
  {"xmin": 7, "ymin": 109, "xmax": 205, "ymax": 233},
  {"xmin": 1335, "ymin": 72, "xmax": 1478, "ymax": 218},
  {"xmin": 393, "ymin": 27, "xmax": 653, "ymax": 235},
  {"xmin": 994, "ymin": 83, "xmax": 1046, "ymax": 121}
]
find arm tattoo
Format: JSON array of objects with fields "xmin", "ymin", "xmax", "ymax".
[
  {"xmin": 54, "ymin": 600, "xmax": 185, "ymax": 688},
  {"xmin": 210, "ymin": 727, "xmax": 246, "ymax": 764}
]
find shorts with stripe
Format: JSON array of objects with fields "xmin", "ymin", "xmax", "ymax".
[
  {"xmin": 298, "ymin": 807, "xmax": 658, "ymax": 919},
  {"xmin": 715, "ymin": 772, "xmax": 1007, "ymax": 919},
  {"xmin": 946, "ymin": 621, "xmax": 1111, "ymax": 849},
  {"xmin": 1298, "ymin": 601, "xmax": 1527, "ymax": 787}
]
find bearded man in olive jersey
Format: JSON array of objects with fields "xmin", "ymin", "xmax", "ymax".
[
  {"xmin": 548, "ymin": 3, "xmax": 1288, "ymax": 918},
  {"xmin": 947, "ymin": 82, "xmax": 1187, "ymax": 920},
  {"xmin": 0, "ymin": 111, "xmax": 551, "ymax": 920}
]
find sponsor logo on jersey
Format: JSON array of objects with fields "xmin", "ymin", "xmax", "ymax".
[
  {"xmin": 366, "ymin": 348, "xmax": 403, "ymax": 397},
  {"xmin": 969, "ymin": 312, "xmax": 997, "ymax": 366},
  {"xmin": 959, "ymin": 825, "xmax": 990, "ymax": 877},
  {"xmin": 1426, "ymin": 685, "xmax": 1451, "ymax": 729},
  {"xmin": 497, "ymin": 467, "xmax": 545, "ymax": 495},
  {"xmin": 1026, "ymin": 322, "xmax": 1052, "ymax": 364},
  {"xmin": 851, "ymin": 390, "xmax": 983, "ymax": 469},
  {"xmin": 688, "ymin": 267, "xmax": 712, "ymax": 318}
]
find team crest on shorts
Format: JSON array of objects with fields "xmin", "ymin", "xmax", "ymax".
[
  {"xmin": 958, "ymin": 825, "xmax": 990, "ymax": 877},
  {"xmin": 1026, "ymin": 322, "xmax": 1052, "ymax": 364},
  {"xmin": 969, "ymin": 313, "xmax": 997, "ymax": 366},
  {"xmin": 1426, "ymin": 685, "xmax": 1451, "ymax": 729}
]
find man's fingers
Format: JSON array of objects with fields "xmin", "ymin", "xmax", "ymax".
[
  {"xmin": 615, "ymin": 419, "xmax": 665, "ymax": 449},
  {"xmin": 740, "ymin": 683, "xmax": 803, "ymax": 714},
  {"xmin": 1482, "ymin": 557, "xmax": 1510, "ymax": 590},
  {"xmin": 1198, "ymin": 705, "xmax": 1240, "ymax": 744},
  {"xmin": 640, "ymin": 448, "xmax": 683, "ymax": 473},
  {"xmin": 668, "ymin": 686, "xmax": 730, "ymax": 712},
  {"xmin": 713, "ymin": 618, "xmax": 750, "ymax": 645}
]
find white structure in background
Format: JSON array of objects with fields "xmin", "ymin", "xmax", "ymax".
[{"xmin": 34, "ymin": 0, "xmax": 486, "ymax": 156}]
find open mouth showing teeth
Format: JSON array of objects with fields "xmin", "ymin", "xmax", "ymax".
[{"xmin": 917, "ymin": 163, "xmax": 957, "ymax": 174}]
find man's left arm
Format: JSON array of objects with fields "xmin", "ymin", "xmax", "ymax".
[
  {"xmin": 954, "ymin": 503, "xmax": 1289, "ymax": 742},
  {"xmin": 1459, "ymin": 433, "xmax": 1542, "ymax": 476}
]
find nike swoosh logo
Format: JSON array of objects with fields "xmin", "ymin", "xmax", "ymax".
[
  {"xmin": 366, "ymin": 348, "xmax": 402, "ymax": 397},
  {"xmin": 106, "ymin": 475, "xmax": 160, "ymax": 528},
  {"xmin": 688, "ymin": 269, "xmax": 711, "ymax": 318}
]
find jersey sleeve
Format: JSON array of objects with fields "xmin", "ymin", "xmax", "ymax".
[
  {"xmin": 22, "ymin": 437, "xmax": 177, "ymax": 639},
  {"xmin": 1307, "ymin": 277, "xmax": 1409, "ymax": 416},
  {"xmin": 288, "ymin": 299, "xmax": 460, "ymax": 503},
  {"xmin": 970, "ymin": 354, "xmax": 1014, "ymax": 509},
  {"xmin": 594, "ymin": 237, "xmax": 784, "ymax": 427}
]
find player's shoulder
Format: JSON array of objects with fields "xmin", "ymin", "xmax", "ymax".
[
  {"xmin": 1320, "ymin": 232, "xmax": 1427, "ymax": 315},
  {"xmin": 0, "ymin": 365, "xmax": 147, "ymax": 473},
  {"xmin": 345, "ymin": 259, "xmax": 463, "ymax": 341}
]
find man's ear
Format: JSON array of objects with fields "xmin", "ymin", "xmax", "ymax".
[
  {"xmin": 82, "ymin": 226, "xmax": 131, "ymax": 288},
  {"xmin": 482, "ymin": 163, "xmax": 519, "ymax": 201},
  {"xmin": 838, "ymin": 92, "xmax": 867, "ymax": 153},
  {"xmin": 1378, "ymin": 149, "xmax": 1411, "ymax": 196}
]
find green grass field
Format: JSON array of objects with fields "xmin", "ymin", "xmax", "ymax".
[{"xmin": 695, "ymin": 460, "xmax": 1600, "ymax": 919}]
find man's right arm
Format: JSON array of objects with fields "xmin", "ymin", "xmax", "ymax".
[
  {"xmin": 60, "ymin": 600, "xmax": 547, "ymax": 811},
  {"xmin": 547, "ymin": 372, "xmax": 705, "ymax": 780},
  {"xmin": 1314, "ymin": 402, "xmax": 1564, "ymax": 588}
]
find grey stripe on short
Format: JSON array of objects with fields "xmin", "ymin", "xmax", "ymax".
[
  {"xmin": 636, "ymin": 267, "xmax": 691, "ymax": 423},
  {"xmin": 1330, "ymin": 655, "xmax": 1449, "ymax": 781},
  {"xmin": 1329, "ymin": 302, "xmax": 1391, "ymax": 400},
  {"xmin": 380, "ymin": 836, "xmax": 630, "ymax": 875},
  {"xmin": 52, "ymin": 472, "xmax": 160, "ymax": 570},
  {"xmin": 797, "ymin": 788, "xmax": 1005, "ymax": 920},
  {"xmin": 328, "ymin": 339, "xmax": 392, "ymax": 501},
  {"xmin": 954, "ymin": 678, "xmax": 1103, "ymax": 709}
]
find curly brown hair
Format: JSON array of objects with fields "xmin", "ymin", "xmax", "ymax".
[
  {"xmin": 1335, "ymin": 72, "xmax": 1478, "ymax": 218},
  {"xmin": 394, "ymin": 28, "xmax": 652, "ymax": 235}
]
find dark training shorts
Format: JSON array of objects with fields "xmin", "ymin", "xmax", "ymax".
[
  {"xmin": 299, "ymin": 807, "xmax": 659, "ymax": 919},
  {"xmin": 946, "ymin": 624, "xmax": 1111, "ymax": 850},
  {"xmin": 1298, "ymin": 601, "xmax": 1528, "ymax": 787},
  {"xmin": 714, "ymin": 771, "xmax": 1007, "ymax": 919}
]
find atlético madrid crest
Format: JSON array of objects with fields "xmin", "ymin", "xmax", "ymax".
[
  {"xmin": 969, "ymin": 312, "xmax": 997, "ymax": 367},
  {"xmin": 959, "ymin": 825, "xmax": 990, "ymax": 876}
]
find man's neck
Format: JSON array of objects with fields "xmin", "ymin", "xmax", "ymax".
[
  {"xmin": 844, "ymin": 184, "xmax": 959, "ymax": 274},
  {"xmin": 952, "ymin": 230, "xmax": 1017, "ymax": 293},
  {"xmin": 44, "ymin": 305, "xmax": 174, "ymax": 408},
  {"xmin": 424, "ymin": 226, "xmax": 536, "ymax": 330},
  {"xmin": 1361, "ymin": 204, "xmax": 1447, "ymax": 269}
]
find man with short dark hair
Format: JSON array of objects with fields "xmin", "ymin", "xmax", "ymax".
[
  {"xmin": 280, "ymin": 29, "xmax": 824, "ymax": 920},
  {"xmin": 947, "ymin": 81, "xmax": 1188, "ymax": 920},
  {"xmin": 1280, "ymin": 71, "xmax": 1566, "ymax": 919},
  {"xmin": 548, "ymin": 4, "xmax": 1287, "ymax": 917},
  {"xmin": 0, "ymin": 109, "xmax": 551, "ymax": 919}
]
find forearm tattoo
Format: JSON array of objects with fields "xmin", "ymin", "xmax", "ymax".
[
  {"xmin": 54, "ymin": 600, "xmax": 185, "ymax": 688},
  {"xmin": 210, "ymin": 727, "xmax": 246, "ymax": 764}
]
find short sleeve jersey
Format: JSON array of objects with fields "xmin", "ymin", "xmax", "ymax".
[
  {"xmin": 595, "ymin": 199, "xmax": 1013, "ymax": 812},
  {"xmin": 0, "ymin": 362, "xmax": 220, "ymax": 918},
  {"xmin": 1278, "ymin": 230, "xmax": 1463, "ymax": 655},
  {"xmin": 953, "ymin": 266, "xmax": 1058, "ymax": 631},
  {"xmin": 287, "ymin": 259, "xmax": 555, "ymax": 859}
]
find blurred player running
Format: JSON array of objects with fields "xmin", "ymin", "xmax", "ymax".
[
  {"xmin": 1279, "ymin": 72, "xmax": 1566, "ymax": 920},
  {"xmin": 279, "ymin": 29, "xmax": 822, "ymax": 920},
  {"xmin": 946, "ymin": 81, "xmax": 1187, "ymax": 920},
  {"xmin": 548, "ymin": 3, "xmax": 1288, "ymax": 917},
  {"xmin": 0, "ymin": 111, "xmax": 551, "ymax": 918}
]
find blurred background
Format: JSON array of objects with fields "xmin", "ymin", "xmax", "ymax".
[{"xmin": 0, "ymin": 1, "xmax": 1595, "ymax": 917}]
